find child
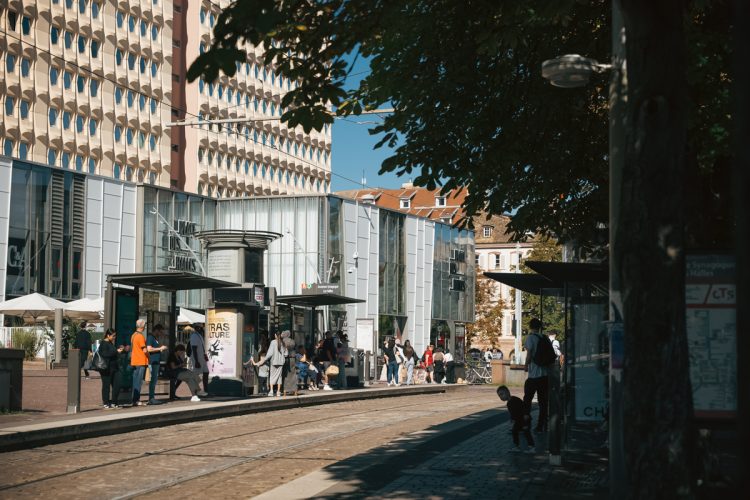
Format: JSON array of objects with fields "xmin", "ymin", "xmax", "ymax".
[
  {"xmin": 296, "ymin": 346, "xmax": 309, "ymax": 391},
  {"xmin": 497, "ymin": 385, "xmax": 535, "ymax": 453}
]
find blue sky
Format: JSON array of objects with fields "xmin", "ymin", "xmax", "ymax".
[{"xmin": 329, "ymin": 55, "xmax": 407, "ymax": 192}]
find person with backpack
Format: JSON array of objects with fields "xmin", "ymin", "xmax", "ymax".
[
  {"xmin": 523, "ymin": 317, "xmax": 556, "ymax": 433},
  {"xmin": 97, "ymin": 328, "xmax": 124, "ymax": 409}
]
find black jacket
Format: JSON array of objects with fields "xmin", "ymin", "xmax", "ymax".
[{"xmin": 98, "ymin": 341, "xmax": 119, "ymax": 374}]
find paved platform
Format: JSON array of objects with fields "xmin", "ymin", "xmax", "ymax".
[{"xmin": 0, "ymin": 383, "xmax": 464, "ymax": 452}]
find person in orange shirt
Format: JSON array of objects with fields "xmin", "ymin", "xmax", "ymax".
[{"xmin": 130, "ymin": 319, "xmax": 150, "ymax": 406}]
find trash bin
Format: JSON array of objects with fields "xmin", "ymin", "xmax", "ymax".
[{"xmin": 0, "ymin": 348, "xmax": 24, "ymax": 411}]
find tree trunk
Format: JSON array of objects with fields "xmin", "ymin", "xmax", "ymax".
[{"xmin": 618, "ymin": 2, "xmax": 695, "ymax": 497}]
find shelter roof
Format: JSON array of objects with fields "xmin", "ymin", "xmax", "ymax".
[
  {"xmin": 276, "ymin": 294, "xmax": 366, "ymax": 308},
  {"xmin": 108, "ymin": 272, "xmax": 239, "ymax": 292}
]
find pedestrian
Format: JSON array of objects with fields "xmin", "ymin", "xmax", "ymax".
[
  {"xmin": 247, "ymin": 338, "xmax": 270, "ymax": 396},
  {"xmin": 130, "ymin": 319, "xmax": 149, "ymax": 406},
  {"xmin": 422, "ymin": 344, "xmax": 435, "ymax": 383},
  {"xmin": 187, "ymin": 325, "xmax": 210, "ymax": 394},
  {"xmin": 98, "ymin": 328, "xmax": 124, "ymax": 409},
  {"xmin": 497, "ymin": 385, "xmax": 535, "ymax": 453},
  {"xmin": 433, "ymin": 347, "xmax": 445, "ymax": 384},
  {"xmin": 146, "ymin": 324, "xmax": 168, "ymax": 405},
  {"xmin": 443, "ymin": 348, "xmax": 454, "ymax": 384},
  {"xmin": 167, "ymin": 344, "xmax": 207, "ymax": 401},
  {"xmin": 383, "ymin": 338, "xmax": 399, "ymax": 386},
  {"xmin": 281, "ymin": 331, "xmax": 298, "ymax": 396},
  {"xmin": 321, "ymin": 331, "xmax": 336, "ymax": 390},
  {"xmin": 335, "ymin": 331, "xmax": 350, "ymax": 389},
  {"xmin": 74, "ymin": 322, "xmax": 93, "ymax": 378},
  {"xmin": 484, "ymin": 348, "xmax": 493, "ymax": 366},
  {"xmin": 548, "ymin": 330, "xmax": 562, "ymax": 365},
  {"xmin": 267, "ymin": 330, "xmax": 287, "ymax": 397},
  {"xmin": 403, "ymin": 340, "xmax": 417, "ymax": 385},
  {"xmin": 523, "ymin": 318, "xmax": 550, "ymax": 433}
]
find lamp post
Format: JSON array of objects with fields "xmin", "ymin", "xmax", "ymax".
[{"xmin": 542, "ymin": 2, "xmax": 626, "ymax": 497}]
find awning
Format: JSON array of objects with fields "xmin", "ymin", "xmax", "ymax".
[
  {"xmin": 108, "ymin": 272, "xmax": 239, "ymax": 292},
  {"xmin": 483, "ymin": 272, "xmax": 562, "ymax": 295},
  {"xmin": 276, "ymin": 294, "xmax": 365, "ymax": 308},
  {"xmin": 525, "ymin": 260, "xmax": 607, "ymax": 284}
]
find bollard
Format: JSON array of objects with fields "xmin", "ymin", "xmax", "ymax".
[
  {"xmin": 364, "ymin": 350, "xmax": 371, "ymax": 386},
  {"xmin": 67, "ymin": 348, "xmax": 81, "ymax": 414}
]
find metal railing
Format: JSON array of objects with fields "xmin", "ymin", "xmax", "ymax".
[{"xmin": 0, "ymin": 326, "xmax": 54, "ymax": 359}]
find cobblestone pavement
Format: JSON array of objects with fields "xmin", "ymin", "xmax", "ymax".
[{"xmin": 0, "ymin": 386, "xmax": 503, "ymax": 499}]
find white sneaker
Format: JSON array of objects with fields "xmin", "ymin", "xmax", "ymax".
[
  {"xmin": 323, "ymin": 385, "xmax": 332, "ymax": 391},
  {"xmin": 191, "ymin": 395, "xmax": 201, "ymax": 402}
]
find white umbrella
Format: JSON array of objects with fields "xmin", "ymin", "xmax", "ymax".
[
  {"xmin": 64, "ymin": 297, "xmax": 105, "ymax": 321},
  {"xmin": 177, "ymin": 308, "xmax": 205, "ymax": 325},
  {"xmin": 0, "ymin": 292, "xmax": 67, "ymax": 322}
]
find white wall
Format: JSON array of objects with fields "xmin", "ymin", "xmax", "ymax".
[{"xmin": 84, "ymin": 178, "xmax": 137, "ymax": 299}]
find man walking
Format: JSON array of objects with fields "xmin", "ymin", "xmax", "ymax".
[
  {"xmin": 74, "ymin": 322, "xmax": 93, "ymax": 378},
  {"xmin": 523, "ymin": 318, "xmax": 549, "ymax": 433},
  {"xmin": 130, "ymin": 319, "xmax": 149, "ymax": 406}
]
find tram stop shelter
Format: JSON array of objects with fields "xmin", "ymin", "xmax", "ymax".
[
  {"xmin": 485, "ymin": 260, "xmax": 608, "ymax": 464},
  {"xmin": 276, "ymin": 291, "xmax": 365, "ymax": 349},
  {"xmin": 103, "ymin": 271, "xmax": 239, "ymax": 350}
]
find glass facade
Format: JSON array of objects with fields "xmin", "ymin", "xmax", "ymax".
[
  {"xmin": 6, "ymin": 162, "xmax": 85, "ymax": 299},
  {"xmin": 378, "ymin": 210, "xmax": 406, "ymax": 316},
  {"xmin": 141, "ymin": 186, "xmax": 216, "ymax": 308}
]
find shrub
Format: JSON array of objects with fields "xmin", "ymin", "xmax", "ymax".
[{"xmin": 14, "ymin": 328, "xmax": 45, "ymax": 361}]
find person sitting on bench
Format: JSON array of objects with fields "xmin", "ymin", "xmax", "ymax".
[{"xmin": 167, "ymin": 344, "xmax": 208, "ymax": 402}]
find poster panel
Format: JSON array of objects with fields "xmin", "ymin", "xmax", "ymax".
[
  {"xmin": 686, "ymin": 254, "xmax": 736, "ymax": 418},
  {"xmin": 355, "ymin": 318, "xmax": 374, "ymax": 351},
  {"xmin": 206, "ymin": 308, "xmax": 238, "ymax": 378}
]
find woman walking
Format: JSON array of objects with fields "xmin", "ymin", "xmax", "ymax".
[
  {"xmin": 98, "ymin": 328, "xmax": 124, "ymax": 409},
  {"xmin": 281, "ymin": 331, "xmax": 298, "ymax": 396},
  {"xmin": 266, "ymin": 331, "xmax": 287, "ymax": 397},
  {"xmin": 383, "ymin": 338, "xmax": 399, "ymax": 386},
  {"xmin": 403, "ymin": 340, "xmax": 417, "ymax": 385}
]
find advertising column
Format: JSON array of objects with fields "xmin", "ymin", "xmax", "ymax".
[{"xmin": 206, "ymin": 308, "xmax": 239, "ymax": 378}]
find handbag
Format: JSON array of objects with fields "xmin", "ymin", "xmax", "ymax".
[
  {"xmin": 325, "ymin": 364, "xmax": 340, "ymax": 377},
  {"xmin": 83, "ymin": 352, "xmax": 94, "ymax": 371},
  {"xmin": 144, "ymin": 365, "xmax": 152, "ymax": 382},
  {"xmin": 91, "ymin": 350, "xmax": 108, "ymax": 371}
]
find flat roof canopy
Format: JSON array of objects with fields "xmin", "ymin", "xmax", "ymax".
[
  {"xmin": 277, "ymin": 294, "xmax": 366, "ymax": 308},
  {"xmin": 108, "ymin": 272, "xmax": 239, "ymax": 292},
  {"xmin": 483, "ymin": 272, "xmax": 562, "ymax": 295},
  {"xmin": 525, "ymin": 260, "xmax": 607, "ymax": 284}
]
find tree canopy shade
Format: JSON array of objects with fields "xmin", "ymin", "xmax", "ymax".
[{"xmin": 188, "ymin": 0, "xmax": 730, "ymax": 250}]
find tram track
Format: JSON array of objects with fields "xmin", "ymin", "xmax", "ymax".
[{"xmin": 0, "ymin": 392, "xmax": 488, "ymax": 496}]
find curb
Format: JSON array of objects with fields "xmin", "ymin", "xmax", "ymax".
[{"xmin": 0, "ymin": 384, "xmax": 466, "ymax": 452}]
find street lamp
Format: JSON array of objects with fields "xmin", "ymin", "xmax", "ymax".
[{"xmin": 541, "ymin": 54, "xmax": 612, "ymax": 88}]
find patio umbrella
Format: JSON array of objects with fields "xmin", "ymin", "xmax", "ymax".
[
  {"xmin": 0, "ymin": 292, "xmax": 67, "ymax": 322},
  {"xmin": 177, "ymin": 308, "xmax": 205, "ymax": 325},
  {"xmin": 64, "ymin": 297, "xmax": 105, "ymax": 321}
]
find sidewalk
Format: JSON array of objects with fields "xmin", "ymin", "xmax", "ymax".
[{"xmin": 258, "ymin": 406, "xmax": 608, "ymax": 499}]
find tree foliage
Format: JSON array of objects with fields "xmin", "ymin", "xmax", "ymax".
[
  {"xmin": 466, "ymin": 267, "xmax": 506, "ymax": 348},
  {"xmin": 189, "ymin": 1, "xmax": 731, "ymax": 250}
]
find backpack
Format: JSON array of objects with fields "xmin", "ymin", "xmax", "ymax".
[{"xmin": 532, "ymin": 333, "xmax": 557, "ymax": 366}]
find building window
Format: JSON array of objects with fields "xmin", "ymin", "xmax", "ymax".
[
  {"xmin": 151, "ymin": 25, "xmax": 158, "ymax": 41},
  {"xmin": 483, "ymin": 226, "xmax": 493, "ymax": 237},
  {"xmin": 151, "ymin": 61, "xmax": 158, "ymax": 77},
  {"xmin": 20, "ymin": 58, "xmax": 31, "ymax": 77},
  {"xmin": 77, "ymin": 75, "xmax": 86, "ymax": 93},
  {"xmin": 5, "ymin": 54, "xmax": 15, "ymax": 73},
  {"xmin": 400, "ymin": 199, "xmax": 410, "ymax": 209},
  {"xmin": 62, "ymin": 152, "xmax": 71, "ymax": 169},
  {"xmin": 125, "ymin": 166, "xmax": 133, "ymax": 181},
  {"xmin": 113, "ymin": 164, "xmax": 121, "ymax": 179},
  {"xmin": 90, "ymin": 79, "xmax": 99, "ymax": 97},
  {"xmin": 21, "ymin": 16, "xmax": 32, "ymax": 35},
  {"xmin": 140, "ymin": 19, "xmax": 147, "ymax": 38},
  {"xmin": 75, "ymin": 155, "xmax": 84, "ymax": 171},
  {"xmin": 151, "ymin": 99, "xmax": 157, "ymax": 114},
  {"xmin": 19, "ymin": 100, "xmax": 30, "ymax": 119},
  {"xmin": 76, "ymin": 115, "xmax": 85, "ymax": 133},
  {"xmin": 115, "ymin": 87, "xmax": 123, "ymax": 104},
  {"xmin": 63, "ymin": 70, "xmax": 73, "ymax": 89},
  {"xmin": 114, "ymin": 125, "xmax": 122, "ymax": 142},
  {"xmin": 64, "ymin": 30, "xmax": 73, "ymax": 49},
  {"xmin": 49, "ymin": 108, "xmax": 59, "ymax": 127},
  {"xmin": 89, "ymin": 119, "xmax": 97, "ymax": 136},
  {"xmin": 128, "ymin": 15, "xmax": 136, "ymax": 33},
  {"xmin": 435, "ymin": 196, "xmax": 446, "ymax": 207},
  {"xmin": 78, "ymin": 0, "xmax": 87, "ymax": 15},
  {"xmin": 51, "ymin": 26, "xmax": 60, "ymax": 45},
  {"xmin": 77, "ymin": 35, "xmax": 86, "ymax": 54},
  {"xmin": 139, "ymin": 56, "xmax": 146, "ymax": 74},
  {"xmin": 90, "ymin": 39, "xmax": 99, "ymax": 58},
  {"xmin": 5, "ymin": 96, "xmax": 15, "ymax": 116},
  {"xmin": 475, "ymin": 253, "xmax": 480, "ymax": 265},
  {"xmin": 92, "ymin": 2, "xmax": 100, "ymax": 19},
  {"xmin": 3, "ymin": 139, "xmax": 14, "ymax": 156},
  {"xmin": 48, "ymin": 149, "xmax": 57, "ymax": 166},
  {"xmin": 18, "ymin": 142, "xmax": 29, "ymax": 160},
  {"xmin": 115, "ymin": 49, "xmax": 123, "ymax": 66},
  {"xmin": 88, "ymin": 157, "xmax": 96, "ymax": 174},
  {"xmin": 50, "ymin": 66, "xmax": 59, "ymax": 85},
  {"xmin": 139, "ymin": 94, "xmax": 146, "ymax": 111},
  {"xmin": 127, "ymin": 90, "xmax": 134, "ymax": 107},
  {"xmin": 150, "ymin": 135, "xmax": 157, "ymax": 151},
  {"xmin": 493, "ymin": 254, "xmax": 501, "ymax": 269},
  {"xmin": 62, "ymin": 111, "xmax": 72, "ymax": 129},
  {"xmin": 116, "ymin": 11, "xmax": 124, "ymax": 28}
]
